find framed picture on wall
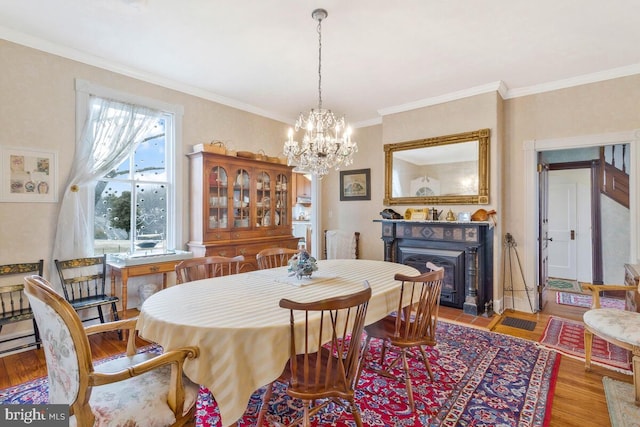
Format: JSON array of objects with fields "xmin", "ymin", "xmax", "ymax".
[
  {"xmin": 0, "ymin": 146, "xmax": 58, "ymax": 203},
  {"xmin": 340, "ymin": 168, "xmax": 371, "ymax": 201}
]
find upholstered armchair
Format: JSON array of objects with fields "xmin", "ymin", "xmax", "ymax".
[
  {"xmin": 582, "ymin": 283, "xmax": 640, "ymax": 406},
  {"xmin": 24, "ymin": 275, "xmax": 200, "ymax": 426}
]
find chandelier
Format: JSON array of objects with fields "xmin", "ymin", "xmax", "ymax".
[{"xmin": 283, "ymin": 8, "xmax": 358, "ymax": 176}]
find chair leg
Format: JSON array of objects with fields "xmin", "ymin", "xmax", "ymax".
[
  {"xmin": 349, "ymin": 399, "xmax": 363, "ymax": 427},
  {"xmin": 111, "ymin": 302, "xmax": 120, "ymax": 321},
  {"xmin": 401, "ymin": 350, "xmax": 415, "ymax": 412},
  {"xmin": 418, "ymin": 345, "xmax": 434, "ymax": 381},
  {"xmin": 633, "ymin": 352, "xmax": 640, "ymax": 406},
  {"xmin": 584, "ymin": 329, "xmax": 593, "ymax": 371},
  {"xmin": 256, "ymin": 383, "xmax": 274, "ymax": 426},
  {"xmin": 355, "ymin": 336, "xmax": 372, "ymax": 386},
  {"xmin": 97, "ymin": 306, "xmax": 105, "ymax": 323}
]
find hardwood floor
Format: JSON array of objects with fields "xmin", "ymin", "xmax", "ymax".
[{"xmin": 0, "ymin": 293, "xmax": 631, "ymax": 427}]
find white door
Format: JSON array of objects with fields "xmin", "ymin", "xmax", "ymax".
[{"xmin": 547, "ymin": 169, "xmax": 592, "ymax": 281}]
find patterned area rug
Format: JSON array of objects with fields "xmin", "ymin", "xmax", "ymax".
[
  {"xmin": 0, "ymin": 321, "xmax": 560, "ymax": 426},
  {"xmin": 603, "ymin": 377, "xmax": 640, "ymax": 427},
  {"xmin": 547, "ymin": 278, "xmax": 582, "ymax": 293},
  {"xmin": 556, "ymin": 291, "xmax": 626, "ymax": 309},
  {"xmin": 539, "ymin": 316, "xmax": 632, "ymax": 373}
]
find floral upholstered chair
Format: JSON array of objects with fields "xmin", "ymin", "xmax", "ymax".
[
  {"xmin": 582, "ymin": 283, "xmax": 640, "ymax": 406},
  {"xmin": 23, "ymin": 275, "xmax": 200, "ymax": 426}
]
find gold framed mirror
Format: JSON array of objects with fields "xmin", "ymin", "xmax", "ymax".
[{"xmin": 384, "ymin": 128, "xmax": 490, "ymax": 205}]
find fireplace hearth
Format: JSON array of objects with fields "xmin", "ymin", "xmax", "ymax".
[{"xmin": 376, "ymin": 220, "xmax": 493, "ymax": 315}]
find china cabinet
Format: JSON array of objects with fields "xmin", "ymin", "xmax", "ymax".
[{"xmin": 187, "ymin": 151, "xmax": 299, "ymax": 270}]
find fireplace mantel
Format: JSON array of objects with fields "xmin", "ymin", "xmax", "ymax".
[{"xmin": 375, "ymin": 220, "xmax": 494, "ymax": 315}]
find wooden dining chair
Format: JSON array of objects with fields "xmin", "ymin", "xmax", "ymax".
[
  {"xmin": 356, "ymin": 264, "xmax": 444, "ymax": 412},
  {"xmin": 257, "ymin": 281, "xmax": 372, "ymax": 426},
  {"xmin": 256, "ymin": 247, "xmax": 299, "ymax": 270},
  {"xmin": 0, "ymin": 259, "xmax": 43, "ymax": 354},
  {"xmin": 175, "ymin": 255, "xmax": 245, "ymax": 284},
  {"xmin": 23, "ymin": 274, "xmax": 200, "ymax": 427},
  {"xmin": 54, "ymin": 255, "xmax": 120, "ymax": 326}
]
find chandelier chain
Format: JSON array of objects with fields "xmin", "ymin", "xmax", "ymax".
[{"xmin": 317, "ymin": 17, "xmax": 322, "ymax": 111}]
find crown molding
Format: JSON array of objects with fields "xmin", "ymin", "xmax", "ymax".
[
  {"xmin": 377, "ymin": 81, "xmax": 506, "ymax": 117},
  {"xmin": 0, "ymin": 26, "xmax": 292, "ymax": 124},
  {"xmin": 505, "ymin": 63, "xmax": 640, "ymax": 99}
]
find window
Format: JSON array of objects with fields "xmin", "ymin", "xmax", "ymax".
[
  {"xmin": 93, "ymin": 112, "xmax": 175, "ymax": 255},
  {"xmin": 93, "ymin": 114, "xmax": 175, "ymax": 254}
]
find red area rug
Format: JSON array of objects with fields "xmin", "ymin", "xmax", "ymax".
[
  {"xmin": 539, "ymin": 315, "xmax": 632, "ymax": 373},
  {"xmin": 0, "ymin": 321, "xmax": 560, "ymax": 426},
  {"xmin": 555, "ymin": 291, "xmax": 625, "ymax": 309}
]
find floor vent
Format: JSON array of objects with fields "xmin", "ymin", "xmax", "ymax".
[{"xmin": 501, "ymin": 316, "xmax": 537, "ymax": 331}]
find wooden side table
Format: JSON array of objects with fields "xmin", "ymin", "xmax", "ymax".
[
  {"xmin": 624, "ymin": 263, "xmax": 640, "ymax": 312},
  {"xmin": 108, "ymin": 260, "xmax": 183, "ymax": 318}
]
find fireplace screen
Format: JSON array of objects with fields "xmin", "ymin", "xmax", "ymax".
[{"xmin": 399, "ymin": 247, "xmax": 466, "ymax": 308}]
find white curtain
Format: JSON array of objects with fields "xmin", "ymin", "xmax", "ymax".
[{"xmin": 50, "ymin": 96, "xmax": 161, "ymax": 281}]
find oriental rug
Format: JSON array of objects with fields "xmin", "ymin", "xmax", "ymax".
[
  {"xmin": 547, "ymin": 278, "xmax": 582, "ymax": 293},
  {"xmin": 539, "ymin": 315, "xmax": 632, "ymax": 373},
  {"xmin": 0, "ymin": 321, "xmax": 560, "ymax": 427},
  {"xmin": 603, "ymin": 376, "xmax": 640, "ymax": 427},
  {"xmin": 556, "ymin": 291, "xmax": 626, "ymax": 310}
]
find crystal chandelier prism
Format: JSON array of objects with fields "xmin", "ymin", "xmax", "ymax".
[{"xmin": 284, "ymin": 8, "xmax": 357, "ymax": 177}]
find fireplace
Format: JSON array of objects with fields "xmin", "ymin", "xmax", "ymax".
[
  {"xmin": 399, "ymin": 247, "xmax": 466, "ymax": 308},
  {"xmin": 376, "ymin": 220, "xmax": 493, "ymax": 315}
]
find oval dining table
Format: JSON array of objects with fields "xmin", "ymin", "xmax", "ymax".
[{"xmin": 136, "ymin": 258, "xmax": 419, "ymax": 426}]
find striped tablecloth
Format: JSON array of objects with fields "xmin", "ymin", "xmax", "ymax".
[{"xmin": 137, "ymin": 259, "xmax": 418, "ymax": 426}]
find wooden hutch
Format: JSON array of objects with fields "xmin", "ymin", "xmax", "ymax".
[{"xmin": 187, "ymin": 151, "xmax": 299, "ymax": 271}]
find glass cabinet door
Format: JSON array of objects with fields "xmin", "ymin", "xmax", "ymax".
[
  {"xmin": 275, "ymin": 173, "xmax": 288, "ymax": 227},
  {"xmin": 208, "ymin": 165, "xmax": 229, "ymax": 229},
  {"xmin": 233, "ymin": 168, "xmax": 250, "ymax": 228},
  {"xmin": 256, "ymin": 171, "xmax": 271, "ymax": 227}
]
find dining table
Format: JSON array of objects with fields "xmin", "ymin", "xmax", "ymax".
[{"xmin": 136, "ymin": 258, "xmax": 419, "ymax": 426}]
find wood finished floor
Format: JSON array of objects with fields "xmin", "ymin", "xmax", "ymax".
[{"xmin": 0, "ymin": 289, "xmax": 631, "ymax": 427}]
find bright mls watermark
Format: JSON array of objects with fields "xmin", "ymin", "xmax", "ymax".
[{"xmin": 1, "ymin": 405, "xmax": 68, "ymax": 426}]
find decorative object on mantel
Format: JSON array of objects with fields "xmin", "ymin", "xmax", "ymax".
[
  {"xmin": 287, "ymin": 249, "xmax": 318, "ymax": 279},
  {"xmin": 283, "ymin": 8, "xmax": 358, "ymax": 176},
  {"xmin": 379, "ymin": 208, "xmax": 403, "ymax": 220},
  {"xmin": 472, "ymin": 208, "xmax": 497, "ymax": 226},
  {"xmin": 445, "ymin": 209, "xmax": 456, "ymax": 221}
]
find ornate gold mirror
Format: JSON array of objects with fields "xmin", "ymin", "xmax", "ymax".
[{"xmin": 384, "ymin": 128, "xmax": 490, "ymax": 205}]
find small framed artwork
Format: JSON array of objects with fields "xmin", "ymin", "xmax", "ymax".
[
  {"xmin": 0, "ymin": 146, "xmax": 58, "ymax": 203},
  {"xmin": 340, "ymin": 168, "xmax": 371, "ymax": 201}
]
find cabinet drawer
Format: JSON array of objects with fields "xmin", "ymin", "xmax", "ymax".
[{"xmin": 119, "ymin": 261, "xmax": 177, "ymax": 276}]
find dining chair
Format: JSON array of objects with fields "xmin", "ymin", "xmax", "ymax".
[
  {"xmin": 257, "ymin": 281, "xmax": 372, "ymax": 426},
  {"xmin": 324, "ymin": 229, "xmax": 360, "ymax": 259},
  {"xmin": 356, "ymin": 264, "xmax": 444, "ymax": 412},
  {"xmin": 54, "ymin": 255, "xmax": 120, "ymax": 326},
  {"xmin": 256, "ymin": 247, "xmax": 299, "ymax": 269},
  {"xmin": 23, "ymin": 274, "xmax": 200, "ymax": 427},
  {"xmin": 0, "ymin": 259, "xmax": 43, "ymax": 354},
  {"xmin": 175, "ymin": 255, "xmax": 245, "ymax": 284},
  {"xmin": 582, "ymin": 283, "xmax": 640, "ymax": 405}
]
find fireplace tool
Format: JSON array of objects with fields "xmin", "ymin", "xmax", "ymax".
[{"xmin": 502, "ymin": 233, "xmax": 536, "ymax": 312}]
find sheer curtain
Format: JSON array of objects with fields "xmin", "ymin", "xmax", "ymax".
[{"xmin": 50, "ymin": 96, "xmax": 161, "ymax": 282}]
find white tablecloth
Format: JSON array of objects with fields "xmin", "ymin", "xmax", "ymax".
[{"xmin": 136, "ymin": 259, "xmax": 418, "ymax": 426}]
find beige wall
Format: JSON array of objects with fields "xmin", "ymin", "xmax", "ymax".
[
  {"xmin": 0, "ymin": 40, "xmax": 289, "ymax": 268},
  {"xmin": 2, "ymin": 39, "xmax": 639, "ymax": 320}
]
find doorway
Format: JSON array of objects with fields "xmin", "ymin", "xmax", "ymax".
[
  {"xmin": 523, "ymin": 131, "xmax": 637, "ymax": 313},
  {"xmin": 547, "ymin": 168, "xmax": 593, "ymax": 283}
]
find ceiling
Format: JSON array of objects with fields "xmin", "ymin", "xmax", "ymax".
[{"xmin": 1, "ymin": 0, "xmax": 639, "ymax": 127}]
